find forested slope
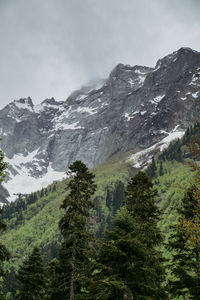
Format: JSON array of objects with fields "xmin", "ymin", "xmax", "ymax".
[{"xmin": 1, "ymin": 124, "xmax": 200, "ymax": 271}]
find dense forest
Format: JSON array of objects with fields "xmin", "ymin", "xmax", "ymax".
[{"xmin": 0, "ymin": 123, "xmax": 200, "ymax": 299}]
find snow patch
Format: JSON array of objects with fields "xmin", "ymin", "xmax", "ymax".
[
  {"xmin": 128, "ymin": 79, "xmax": 135, "ymax": 86},
  {"xmin": 134, "ymin": 69, "xmax": 147, "ymax": 75},
  {"xmin": 14, "ymin": 99, "xmax": 33, "ymax": 112},
  {"xmin": 34, "ymin": 104, "xmax": 43, "ymax": 113},
  {"xmin": 76, "ymin": 94, "xmax": 87, "ymax": 101},
  {"xmin": 128, "ymin": 144, "xmax": 157, "ymax": 169},
  {"xmin": 6, "ymin": 148, "xmax": 40, "ymax": 166},
  {"xmin": 189, "ymin": 73, "xmax": 200, "ymax": 85},
  {"xmin": 138, "ymin": 76, "xmax": 146, "ymax": 85},
  {"xmin": 4, "ymin": 163, "xmax": 66, "ymax": 202},
  {"xmin": 192, "ymin": 91, "xmax": 199, "ymax": 98},
  {"xmin": 127, "ymin": 126, "xmax": 185, "ymax": 168},
  {"xmin": 77, "ymin": 106, "xmax": 98, "ymax": 115},
  {"xmin": 124, "ymin": 113, "xmax": 134, "ymax": 121},
  {"xmin": 134, "ymin": 111, "xmax": 139, "ymax": 114},
  {"xmin": 159, "ymin": 129, "xmax": 184, "ymax": 151},
  {"xmin": 153, "ymin": 94, "xmax": 165, "ymax": 103},
  {"xmin": 150, "ymin": 94, "xmax": 165, "ymax": 104},
  {"xmin": 55, "ymin": 121, "xmax": 84, "ymax": 131},
  {"xmin": 140, "ymin": 111, "xmax": 147, "ymax": 115}
]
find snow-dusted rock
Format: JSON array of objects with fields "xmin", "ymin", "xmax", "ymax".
[{"xmin": 0, "ymin": 47, "xmax": 200, "ymax": 201}]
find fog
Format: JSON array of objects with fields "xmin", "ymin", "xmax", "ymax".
[{"xmin": 0, "ymin": 0, "xmax": 199, "ymax": 108}]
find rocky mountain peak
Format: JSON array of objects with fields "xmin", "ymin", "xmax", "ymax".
[
  {"xmin": 155, "ymin": 47, "xmax": 199, "ymax": 70},
  {"xmin": 41, "ymin": 97, "xmax": 57, "ymax": 106},
  {"xmin": 0, "ymin": 47, "xmax": 200, "ymax": 202},
  {"xmin": 12, "ymin": 97, "xmax": 34, "ymax": 111}
]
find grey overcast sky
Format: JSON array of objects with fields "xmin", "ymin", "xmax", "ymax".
[{"xmin": 0, "ymin": 0, "xmax": 200, "ymax": 108}]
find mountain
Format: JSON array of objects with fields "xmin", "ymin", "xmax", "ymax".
[
  {"xmin": 0, "ymin": 47, "xmax": 200, "ymax": 201},
  {"xmin": 1, "ymin": 124, "xmax": 199, "ymax": 270}
]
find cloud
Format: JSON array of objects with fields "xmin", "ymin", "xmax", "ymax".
[{"xmin": 0, "ymin": 0, "xmax": 199, "ymax": 108}]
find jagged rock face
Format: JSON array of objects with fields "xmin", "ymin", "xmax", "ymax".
[{"xmin": 0, "ymin": 47, "xmax": 200, "ymax": 201}]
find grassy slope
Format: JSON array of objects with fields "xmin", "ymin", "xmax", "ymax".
[
  {"xmin": 1, "ymin": 145, "xmax": 196, "ymax": 270},
  {"xmin": 155, "ymin": 160, "xmax": 193, "ymax": 235}
]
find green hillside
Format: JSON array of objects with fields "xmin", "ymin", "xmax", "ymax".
[
  {"xmin": 1, "ymin": 151, "xmax": 134, "ymax": 269},
  {"xmin": 1, "ymin": 124, "xmax": 200, "ymax": 272}
]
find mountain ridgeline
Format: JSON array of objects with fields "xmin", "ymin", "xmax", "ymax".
[{"xmin": 0, "ymin": 47, "xmax": 200, "ymax": 202}]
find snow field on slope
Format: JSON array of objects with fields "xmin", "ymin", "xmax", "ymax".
[{"xmin": 128, "ymin": 126, "xmax": 185, "ymax": 169}]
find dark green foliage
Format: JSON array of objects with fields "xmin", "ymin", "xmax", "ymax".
[
  {"xmin": 3, "ymin": 266, "xmax": 17, "ymax": 299},
  {"xmin": 55, "ymin": 160, "xmax": 96, "ymax": 299},
  {"xmin": 146, "ymin": 156, "xmax": 157, "ymax": 179},
  {"xmin": 125, "ymin": 172, "xmax": 159, "ymax": 223},
  {"xmin": 96, "ymin": 215, "xmax": 106, "ymax": 239},
  {"xmin": 90, "ymin": 172, "xmax": 167, "ymax": 299},
  {"xmin": 112, "ymin": 181, "xmax": 125, "ymax": 214},
  {"xmin": 40, "ymin": 188, "xmax": 44, "ymax": 198},
  {"xmin": 41, "ymin": 240, "xmax": 59, "ymax": 264},
  {"xmin": 52, "ymin": 183, "xmax": 57, "ymax": 192},
  {"xmin": 168, "ymin": 185, "xmax": 200, "ymax": 299},
  {"xmin": 105, "ymin": 187, "xmax": 112, "ymax": 209},
  {"xmin": 0, "ymin": 207, "xmax": 10, "ymax": 287},
  {"xmin": 88, "ymin": 208, "xmax": 144, "ymax": 299},
  {"xmin": 2, "ymin": 186, "xmax": 52, "ymax": 229},
  {"xmin": 105, "ymin": 213, "xmax": 112, "ymax": 230},
  {"xmin": 124, "ymin": 171, "xmax": 167, "ymax": 298},
  {"xmin": 105, "ymin": 181, "xmax": 125, "ymax": 214},
  {"xmin": 0, "ymin": 149, "xmax": 8, "ymax": 184},
  {"xmin": 159, "ymin": 161, "xmax": 164, "ymax": 176},
  {"xmin": 16, "ymin": 247, "xmax": 47, "ymax": 300},
  {"xmin": 45, "ymin": 259, "xmax": 63, "ymax": 300},
  {"xmin": 0, "ymin": 147, "xmax": 10, "ymax": 299}
]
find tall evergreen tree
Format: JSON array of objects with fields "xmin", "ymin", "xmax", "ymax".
[
  {"xmin": 146, "ymin": 157, "xmax": 157, "ymax": 179},
  {"xmin": 168, "ymin": 138, "xmax": 200, "ymax": 299},
  {"xmin": 89, "ymin": 171, "xmax": 166, "ymax": 299},
  {"xmin": 124, "ymin": 171, "xmax": 166, "ymax": 298},
  {"xmin": 168, "ymin": 185, "xmax": 200, "ymax": 299},
  {"xmin": 112, "ymin": 181, "xmax": 125, "ymax": 214},
  {"xmin": 0, "ymin": 147, "xmax": 10, "ymax": 300},
  {"xmin": 16, "ymin": 247, "xmax": 47, "ymax": 300},
  {"xmin": 3, "ymin": 266, "xmax": 17, "ymax": 299},
  {"xmin": 105, "ymin": 187, "xmax": 113, "ymax": 209},
  {"xmin": 57, "ymin": 160, "xmax": 96, "ymax": 300},
  {"xmin": 159, "ymin": 161, "xmax": 164, "ymax": 176},
  {"xmin": 0, "ymin": 208, "xmax": 10, "ymax": 300}
]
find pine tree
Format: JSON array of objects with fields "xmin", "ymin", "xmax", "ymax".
[
  {"xmin": 168, "ymin": 138, "xmax": 200, "ymax": 299},
  {"xmin": 16, "ymin": 247, "xmax": 47, "ymax": 300},
  {"xmin": 0, "ymin": 207, "xmax": 10, "ymax": 300},
  {"xmin": 89, "ymin": 171, "xmax": 166, "ymax": 299},
  {"xmin": 112, "ymin": 181, "xmax": 125, "ymax": 214},
  {"xmin": 45, "ymin": 259, "xmax": 62, "ymax": 300},
  {"xmin": 146, "ymin": 157, "xmax": 157, "ymax": 179},
  {"xmin": 0, "ymin": 146, "xmax": 10, "ymax": 300},
  {"xmin": 105, "ymin": 186, "xmax": 113, "ymax": 209},
  {"xmin": 159, "ymin": 161, "xmax": 164, "ymax": 176},
  {"xmin": 3, "ymin": 266, "xmax": 17, "ymax": 299},
  {"xmin": 168, "ymin": 185, "xmax": 200, "ymax": 299},
  {"xmin": 40, "ymin": 188, "xmax": 44, "ymax": 198},
  {"xmin": 124, "ymin": 171, "xmax": 166, "ymax": 298},
  {"xmin": 56, "ymin": 160, "xmax": 96, "ymax": 300},
  {"xmin": 88, "ymin": 208, "xmax": 143, "ymax": 299}
]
